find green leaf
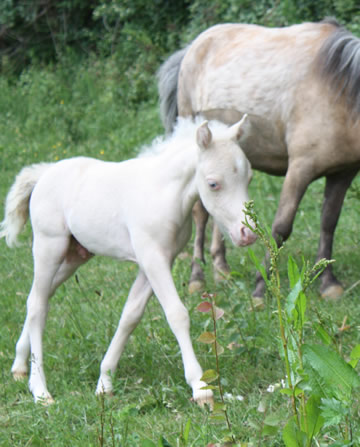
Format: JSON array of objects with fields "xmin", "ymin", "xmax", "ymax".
[
  {"xmin": 313, "ymin": 323, "xmax": 332, "ymax": 346},
  {"xmin": 200, "ymin": 385, "xmax": 217, "ymax": 390},
  {"xmin": 287, "ymin": 255, "xmax": 300, "ymax": 288},
  {"xmin": 198, "ymin": 331, "xmax": 216, "ymax": 344},
  {"xmin": 141, "ymin": 440, "xmax": 157, "ymax": 447},
  {"xmin": 301, "ymin": 396, "xmax": 324, "ymax": 438},
  {"xmin": 201, "ymin": 369, "xmax": 219, "ymax": 383},
  {"xmin": 280, "ymin": 386, "xmax": 303, "ymax": 398},
  {"xmin": 302, "ymin": 344, "xmax": 360, "ymax": 401},
  {"xmin": 282, "ymin": 417, "xmax": 307, "ymax": 447},
  {"xmin": 182, "ymin": 418, "xmax": 191, "ymax": 444},
  {"xmin": 213, "ymin": 401, "xmax": 226, "ymax": 413},
  {"xmin": 285, "ymin": 280, "xmax": 301, "ymax": 312},
  {"xmin": 320, "ymin": 397, "xmax": 349, "ymax": 428},
  {"xmin": 262, "ymin": 424, "xmax": 279, "ymax": 436},
  {"xmin": 264, "ymin": 411, "xmax": 285, "ymax": 427},
  {"xmin": 349, "ymin": 344, "xmax": 360, "ymax": 368}
]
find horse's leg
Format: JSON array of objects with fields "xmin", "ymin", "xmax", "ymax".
[
  {"xmin": 12, "ymin": 234, "xmax": 86, "ymax": 403},
  {"xmin": 141, "ymin": 250, "xmax": 213, "ymax": 407},
  {"xmin": 189, "ymin": 200, "xmax": 209, "ymax": 293},
  {"xmin": 253, "ymin": 160, "xmax": 313, "ymax": 298},
  {"xmin": 317, "ymin": 169, "xmax": 358, "ymax": 299},
  {"xmin": 210, "ymin": 223, "xmax": 231, "ymax": 281},
  {"xmin": 96, "ymin": 270, "xmax": 153, "ymax": 395}
]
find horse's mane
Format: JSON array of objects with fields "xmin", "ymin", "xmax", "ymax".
[{"xmin": 316, "ymin": 18, "xmax": 360, "ymax": 117}]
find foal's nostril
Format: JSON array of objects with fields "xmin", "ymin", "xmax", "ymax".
[{"xmin": 240, "ymin": 225, "xmax": 257, "ymax": 245}]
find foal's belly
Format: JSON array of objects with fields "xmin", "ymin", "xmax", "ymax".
[{"xmin": 70, "ymin": 222, "xmax": 137, "ymax": 262}]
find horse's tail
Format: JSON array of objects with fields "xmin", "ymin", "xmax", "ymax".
[
  {"xmin": 316, "ymin": 18, "xmax": 360, "ymax": 117},
  {"xmin": 157, "ymin": 47, "xmax": 187, "ymax": 133},
  {"xmin": 0, "ymin": 163, "xmax": 53, "ymax": 247}
]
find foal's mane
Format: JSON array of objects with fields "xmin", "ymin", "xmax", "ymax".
[
  {"xmin": 316, "ymin": 18, "xmax": 360, "ymax": 117},
  {"xmin": 138, "ymin": 117, "xmax": 229, "ymax": 158}
]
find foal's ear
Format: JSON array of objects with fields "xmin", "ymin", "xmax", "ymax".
[
  {"xmin": 229, "ymin": 113, "xmax": 248, "ymax": 142},
  {"xmin": 196, "ymin": 121, "xmax": 213, "ymax": 150}
]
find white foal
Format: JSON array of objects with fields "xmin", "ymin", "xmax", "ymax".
[{"xmin": 0, "ymin": 115, "xmax": 256, "ymax": 405}]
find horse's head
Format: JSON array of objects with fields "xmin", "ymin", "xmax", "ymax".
[{"xmin": 195, "ymin": 115, "xmax": 257, "ymax": 247}]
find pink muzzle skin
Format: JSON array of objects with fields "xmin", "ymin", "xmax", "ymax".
[{"xmin": 231, "ymin": 225, "xmax": 257, "ymax": 247}]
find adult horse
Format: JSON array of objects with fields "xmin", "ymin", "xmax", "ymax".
[
  {"xmin": 0, "ymin": 116, "xmax": 256, "ymax": 405},
  {"xmin": 158, "ymin": 18, "xmax": 360, "ymax": 299}
]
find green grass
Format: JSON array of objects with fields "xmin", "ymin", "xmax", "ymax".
[{"xmin": 1, "ymin": 60, "xmax": 360, "ymax": 446}]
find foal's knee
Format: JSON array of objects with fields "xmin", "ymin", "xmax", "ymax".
[{"xmin": 166, "ymin": 303, "xmax": 190, "ymax": 332}]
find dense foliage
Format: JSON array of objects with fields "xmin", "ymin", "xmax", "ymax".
[{"xmin": 1, "ymin": 0, "xmax": 359, "ymax": 102}]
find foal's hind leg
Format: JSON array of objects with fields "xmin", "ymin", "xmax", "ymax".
[
  {"xmin": 96, "ymin": 270, "xmax": 153, "ymax": 395},
  {"xmin": 210, "ymin": 223, "xmax": 231, "ymax": 281},
  {"xmin": 317, "ymin": 169, "xmax": 358, "ymax": 299},
  {"xmin": 189, "ymin": 200, "xmax": 209, "ymax": 293},
  {"xmin": 12, "ymin": 235, "xmax": 87, "ymax": 403}
]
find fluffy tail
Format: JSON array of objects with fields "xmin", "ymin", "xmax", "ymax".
[
  {"xmin": 157, "ymin": 47, "xmax": 187, "ymax": 133},
  {"xmin": 0, "ymin": 163, "xmax": 53, "ymax": 247}
]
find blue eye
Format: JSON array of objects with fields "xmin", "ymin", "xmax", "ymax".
[{"xmin": 207, "ymin": 179, "xmax": 221, "ymax": 190}]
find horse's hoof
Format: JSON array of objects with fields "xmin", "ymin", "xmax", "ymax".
[
  {"xmin": 12, "ymin": 371, "xmax": 27, "ymax": 381},
  {"xmin": 249, "ymin": 296, "xmax": 265, "ymax": 311},
  {"xmin": 321, "ymin": 284, "xmax": 343, "ymax": 300},
  {"xmin": 188, "ymin": 280, "xmax": 205, "ymax": 294}
]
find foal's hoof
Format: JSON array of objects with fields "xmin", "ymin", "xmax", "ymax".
[
  {"xmin": 188, "ymin": 279, "xmax": 205, "ymax": 294},
  {"xmin": 35, "ymin": 394, "xmax": 55, "ymax": 406},
  {"xmin": 96, "ymin": 390, "xmax": 114, "ymax": 398},
  {"xmin": 12, "ymin": 371, "xmax": 28, "ymax": 381},
  {"xmin": 321, "ymin": 284, "xmax": 343, "ymax": 300},
  {"xmin": 193, "ymin": 392, "xmax": 214, "ymax": 410}
]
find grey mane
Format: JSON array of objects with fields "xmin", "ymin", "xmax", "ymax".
[{"xmin": 316, "ymin": 18, "xmax": 360, "ymax": 117}]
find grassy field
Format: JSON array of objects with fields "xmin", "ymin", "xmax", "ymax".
[{"xmin": 0, "ymin": 61, "xmax": 360, "ymax": 446}]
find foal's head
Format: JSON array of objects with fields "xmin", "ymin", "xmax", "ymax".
[{"xmin": 195, "ymin": 116, "xmax": 256, "ymax": 247}]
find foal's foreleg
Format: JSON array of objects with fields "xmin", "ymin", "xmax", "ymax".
[
  {"xmin": 189, "ymin": 200, "xmax": 209, "ymax": 293},
  {"xmin": 96, "ymin": 270, "xmax": 153, "ymax": 395},
  {"xmin": 143, "ymin": 253, "xmax": 213, "ymax": 407},
  {"xmin": 317, "ymin": 169, "xmax": 358, "ymax": 299}
]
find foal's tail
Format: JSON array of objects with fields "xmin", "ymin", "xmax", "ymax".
[
  {"xmin": 157, "ymin": 47, "xmax": 187, "ymax": 133},
  {"xmin": 0, "ymin": 163, "xmax": 53, "ymax": 247}
]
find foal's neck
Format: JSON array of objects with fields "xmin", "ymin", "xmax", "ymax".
[{"xmin": 156, "ymin": 135, "xmax": 200, "ymax": 212}]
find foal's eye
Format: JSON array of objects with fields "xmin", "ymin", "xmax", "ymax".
[{"xmin": 207, "ymin": 179, "xmax": 221, "ymax": 191}]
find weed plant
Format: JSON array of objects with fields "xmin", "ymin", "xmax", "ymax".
[{"xmin": 1, "ymin": 59, "xmax": 360, "ymax": 446}]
